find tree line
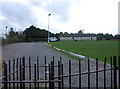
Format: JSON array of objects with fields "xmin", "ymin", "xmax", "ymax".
[
  {"xmin": 3, "ymin": 25, "xmax": 59, "ymax": 43},
  {"xmin": 2, "ymin": 25, "xmax": 120, "ymax": 43}
]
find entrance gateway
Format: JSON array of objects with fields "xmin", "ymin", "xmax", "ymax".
[{"xmin": 1, "ymin": 56, "xmax": 120, "ymax": 89}]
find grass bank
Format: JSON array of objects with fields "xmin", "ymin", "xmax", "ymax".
[{"xmin": 50, "ymin": 41, "xmax": 118, "ymax": 64}]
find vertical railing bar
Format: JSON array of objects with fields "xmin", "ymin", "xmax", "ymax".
[
  {"xmin": 96, "ymin": 58, "xmax": 98, "ymax": 89},
  {"xmin": 104, "ymin": 57, "xmax": 106, "ymax": 89},
  {"xmin": 69, "ymin": 60, "xmax": 71, "ymax": 89},
  {"xmin": 34, "ymin": 64, "xmax": 36, "ymax": 89},
  {"xmin": 60, "ymin": 57, "xmax": 62, "ymax": 76},
  {"xmin": 51, "ymin": 61, "xmax": 54, "ymax": 89},
  {"xmin": 79, "ymin": 60, "xmax": 81, "ymax": 89},
  {"xmin": 58, "ymin": 61, "xmax": 61, "ymax": 89},
  {"xmin": 16, "ymin": 58, "xmax": 19, "ymax": 89},
  {"xmin": 22, "ymin": 57, "xmax": 25, "ymax": 89},
  {"xmin": 49, "ymin": 64, "xmax": 51, "ymax": 89},
  {"xmin": 62, "ymin": 64, "xmax": 64, "ymax": 89},
  {"xmin": 60, "ymin": 57, "xmax": 63, "ymax": 89},
  {"xmin": 88, "ymin": 58, "xmax": 90, "ymax": 89},
  {"xmin": 13, "ymin": 59, "xmax": 15, "ymax": 89},
  {"xmin": 20, "ymin": 63, "xmax": 22, "ymax": 89},
  {"xmin": 110, "ymin": 56, "xmax": 113, "ymax": 89},
  {"xmin": 60, "ymin": 57, "xmax": 62, "ymax": 62},
  {"xmin": 37, "ymin": 57, "xmax": 39, "ymax": 88},
  {"xmin": 53, "ymin": 56, "xmax": 55, "ymax": 80},
  {"xmin": 45, "ymin": 56, "xmax": 47, "ymax": 89},
  {"xmin": 118, "ymin": 56, "xmax": 120, "ymax": 89},
  {"xmin": 4, "ymin": 63, "xmax": 8, "ymax": 89},
  {"xmin": 53, "ymin": 56, "xmax": 55, "ymax": 63},
  {"xmin": 29, "ymin": 57, "xmax": 31, "ymax": 89},
  {"xmin": 20, "ymin": 58, "xmax": 21, "ymax": 67},
  {"xmin": 113, "ymin": 56, "xmax": 117, "ymax": 89},
  {"xmin": 20, "ymin": 58, "xmax": 22, "ymax": 66},
  {"xmin": 9, "ymin": 60, "xmax": 11, "ymax": 89},
  {"xmin": 60, "ymin": 57, "xmax": 62, "ymax": 89}
]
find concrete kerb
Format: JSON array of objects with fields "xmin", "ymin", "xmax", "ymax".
[{"xmin": 44, "ymin": 43, "xmax": 87, "ymax": 60}]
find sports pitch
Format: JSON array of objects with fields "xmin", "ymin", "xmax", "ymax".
[{"xmin": 50, "ymin": 40, "xmax": 119, "ymax": 64}]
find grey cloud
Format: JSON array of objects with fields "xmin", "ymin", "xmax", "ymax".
[
  {"xmin": 1, "ymin": 2, "xmax": 38, "ymax": 30},
  {"xmin": 30, "ymin": 2, "xmax": 42, "ymax": 7},
  {"xmin": 44, "ymin": 2, "xmax": 72, "ymax": 22},
  {"xmin": 31, "ymin": 1, "xmax": 72, "ymax": 22}
]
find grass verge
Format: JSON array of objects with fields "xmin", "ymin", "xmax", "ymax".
[{"xmin": 49, "ymin": 41, "xmax": 119, "ymax": 64}]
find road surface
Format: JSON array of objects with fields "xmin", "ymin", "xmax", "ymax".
[{"xmin": 2, "ymin": 42, "xmax": 113, "ymax": 87}]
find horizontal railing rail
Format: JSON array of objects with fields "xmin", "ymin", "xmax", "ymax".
[
  {"xmin": 1, "ymin": 80, "xmax": 62, "ymax": 83},
  {"xmin": 54, "ymin": 67, "xmax": 115, "ymax": 79}
]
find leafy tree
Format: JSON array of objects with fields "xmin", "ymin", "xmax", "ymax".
[
  {"xmin": 8, "ymin": 28, "xmax": 16, "ymax": 38},
  {"xmin": 59, "ymin": 32, "xmax": 63, "ymax": 34},
  {"xmin": 104, "ymin": 33, "xmax": 113, "ymax": 40},
  {"xmin": 96, "ymin": 33, "xmax": 104, "ymax": 40},
  {"xmin": 78, "ymin": 30, "xmax": 83, "ymax": 34},
  {"xmin": 23, "ymin": 25, "xmax": 37, "ymax": 38},
  {"xmin": 23, "ymin": 25, "xmax": 56, "ymax": 41},
  {"xmin": 97, "ymin": 33, "xmax": 113, "ymax": 40},
  {"xmin": 64, "ymin": 32, "xmax": 68, "ymax": 35},
  {"xmin": 6, "ymin": 28, "xmax": 25, "ymax": 43},
  {"xmin": 114, "ymin": 34, "xmax": 120, "ymax": 39}
]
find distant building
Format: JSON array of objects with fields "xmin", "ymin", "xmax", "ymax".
[{"xmin": 59, "ymin": 34, "xmax": 97, "ymax": 41}]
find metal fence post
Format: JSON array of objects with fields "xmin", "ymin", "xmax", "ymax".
[
  {"xmin": 37, "ymin": 57, "xmax": 39, "ymax": 88},
  {"xmin": 60, "ymin": 57, "xmax": 62, "ymax": 75},
  {"xmin": 88, "ymin": 58, "xmax": 90, "ymax": 89},
  {"xmin": 9, "ymin": 60, "xmax": 11, "ymax": 89},
  {"xmin": 20, "ymin": 60, "xmax": 23, "ymax": 89},
  {"xmin": 29, "ymin": 57, "xmax": 31, "ymax": 89},
  {"xmin": 113, "ymin": 56, "xmax": 117, "ymax": 89},
  {"xmin": 104, "ymin": 57, "xmax": 106, "ymax": 89},
  {"xmin": 13, "ymin": 59, "xmax": 15, "ymax": 89},
  {"xmin": 49, "ymin": 64, "xmax": 51, "ymax": 89},
  {"xmin": 51, "ymin": 61, "xmax": 54, "ymax": 89},
  {"xmin": 110, "ymin": 56, "xmax": 113, "ymax": 89},
  {"xmin": 60, "ymin": 57, "xmax": 63, "ymax": 89},
  {"xmin": 45, "ymin": 56, "xmax": 47, "ymax": 89},
  {"xmin": 58, "ymin": 61, "xmax": 61, "ymax": 89},
  {"xmin": 16, "ymin": 58, "xmax": 19, "ymax": 89},
  {"xmin": 79, "ymin": 60, "xmax": 81, "ymax": 89},
  {"xmin": 69, "ymin": 60, "xmax": 71, "ymax": 89},
  {"xmin": 4, "ymin": 63, "xmax": 8, "ymax": 89},
  {"xmin": 96, "ymin": 58, "xmax": 98, "ymax": 89},
  {"xmin": 61, "ymin": 64, "xmax": 64, "ymax": 89},
  {"xmin": 118, "ymin": 56, "xmax": 120, "ymax": 89},
  {"xmin": 22, "ymin": 57, "xmax": 25, "ymax": 89},
  {"xmin": 34, "ymin": 64, "xmax": 37, "ymax": 89}
]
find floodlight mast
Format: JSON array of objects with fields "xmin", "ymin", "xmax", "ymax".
[{"xmin": 48, "ymin": 13, "xmax": 51, "ymax": 43}]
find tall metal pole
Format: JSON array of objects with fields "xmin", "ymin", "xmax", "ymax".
[
  {"xmin": 48, "ymin": 13, "xmax": 51, "ymax": 43},
  {"xmin": 5, "ymin": 26, "xmax": 7, "ymax": 39},
  {"xmin": 5, "ymin": 26, "xmax": 7, "ymax": 35}
]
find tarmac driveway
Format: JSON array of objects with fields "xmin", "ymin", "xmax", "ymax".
[{"xmin": 2, "ymin": 42, "xmax": 112, "ymax": 87}]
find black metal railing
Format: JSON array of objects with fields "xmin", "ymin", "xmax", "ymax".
[{"xmin": 1, "ymin": 56, "xmax": 120, "ymax": 89}]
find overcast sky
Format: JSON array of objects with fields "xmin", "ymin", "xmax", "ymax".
[{"xmin": 0, "ymin": 0, "xmax": 119, "ymax": 35}]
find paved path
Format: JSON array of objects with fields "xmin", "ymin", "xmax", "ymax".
[{"xmin": 2, "ymin": 42, "xmax": 113, "ymax": 87}]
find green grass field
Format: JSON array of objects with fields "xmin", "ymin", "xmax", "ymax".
[{"xmin": 50, "ymin": 40, "xmax": 118, "ymax": 64}]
